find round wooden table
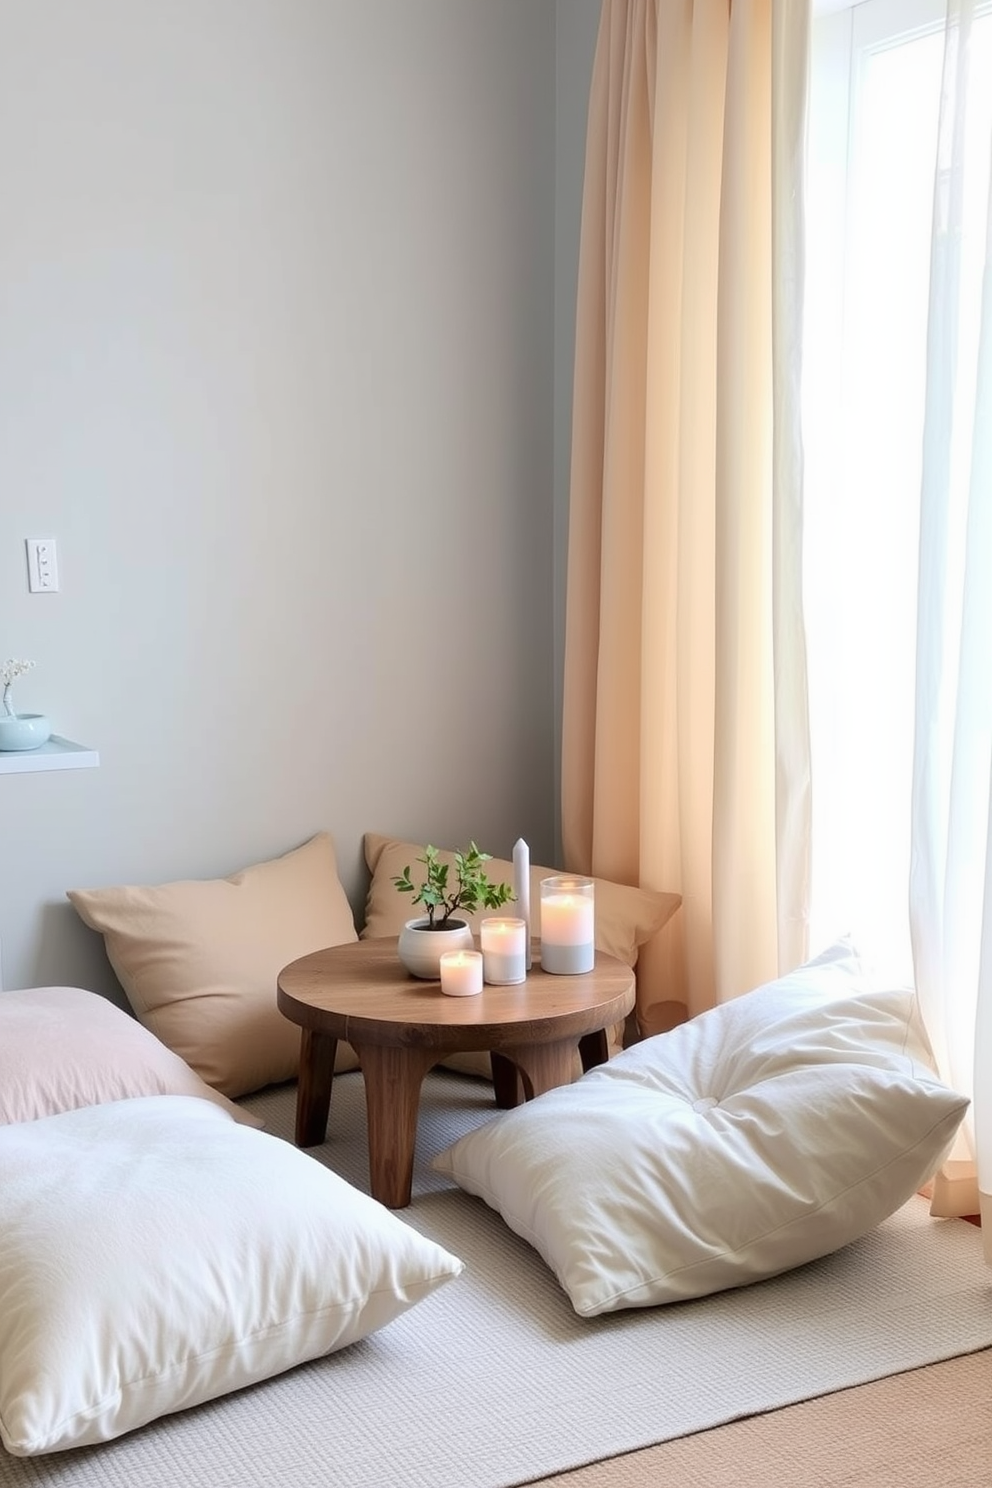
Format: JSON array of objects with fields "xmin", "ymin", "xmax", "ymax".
[{"xmin": 277, "ymin": 937, "xmax": 636, "ymax": 1208}]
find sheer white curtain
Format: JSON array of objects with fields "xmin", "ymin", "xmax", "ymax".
[{"xmin": 909, "ymin": 0, "xmax": 992, "ymax": 1252}]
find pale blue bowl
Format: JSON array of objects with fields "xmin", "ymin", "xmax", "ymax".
[{"xmin": 0, "ymin": 714, "xmax": 52, "ymax": 751}]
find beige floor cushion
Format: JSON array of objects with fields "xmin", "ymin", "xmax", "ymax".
[{"xmin": 68, "ymin": 832, "xmax": 359, "ymax": 1098}]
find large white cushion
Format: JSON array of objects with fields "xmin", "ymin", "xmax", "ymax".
[
  {"xmin": 432, "ymin": 943, "xmax": 968, "ymax": 1316},
  {"xmin": 0, "ymin": 1097, "xmax": 463, "ymax": 1456}
]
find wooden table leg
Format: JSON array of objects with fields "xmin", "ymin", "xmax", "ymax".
[
  {"xmin": 578, "ymin": 1027, "xmax": 610, "ymax": 1073},
  {"xmin": 356, "ymin": 1042, "xmax": 436, "ymax": 1209},
  {"xmin": 500, "ymin": 1039, "xmax": 576, "ymax": 1101},
  {"xmin": 490, "ymin": 1051, "xmax": 523, "ymax": 1108},
  {"xmin": 295, "ymin": 1028, "xmax": 338, "ymax": 1147}
]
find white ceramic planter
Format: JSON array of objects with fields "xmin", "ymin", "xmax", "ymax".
[
  {"xmin": 0, "ymin": 713, "xmax": 52, "ymax": 752},
  {"xmin": 397, "ymin": 918, "xmax": 475, "ymax": 979}
]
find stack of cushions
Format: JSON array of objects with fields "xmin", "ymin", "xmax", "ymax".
[
  {"xmin": 432, "ymin": 941, "xmax": 969, "ymax": 1316},
  {"xmin": 362, "ymin": 832, "xmax": 680, "ymax": 1076},
  {"xmin": 0, "ymin": 988, "xmax": 463, "ymax": 1456},
  {"xmin": 67, "ymin": 831, "xmax": 360, "ymax": 1098}
]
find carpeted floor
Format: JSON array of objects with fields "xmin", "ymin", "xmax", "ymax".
[{"xmin": 1, "ymin": 1070, "xmax": 988, "ymax": 1488}]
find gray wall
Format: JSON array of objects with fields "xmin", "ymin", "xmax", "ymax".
[
  {"xmin": 0, "ymin": 0, "xmax": 600, "ymax": 999},
  {"xmin": 553, "ymin": 0, "xmax": 602, "ymax": 854}
]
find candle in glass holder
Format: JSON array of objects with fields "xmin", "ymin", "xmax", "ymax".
[
  {"xmin": 439, "ymin": 949, "xmax": 483, "ymax": 997},
  {"xmin": 539, "ymin": 876, "xmax": 595, "ymax": 974},
  {"xmin": 480, "ymin": 917, "xmax": 527, "ymax": 985}
]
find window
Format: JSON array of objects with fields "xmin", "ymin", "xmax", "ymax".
[{"xmin": 803, "ymin": 0, "xmax": 992, "ymax": 973}]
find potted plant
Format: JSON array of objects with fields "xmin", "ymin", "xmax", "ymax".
[
  {"xmin": 0, "ymin": 659, "xmax": 51, "ymax": 752},
  {"xmin": 393, "ymin": 842, "xmax": 515, "ymax": 979}
]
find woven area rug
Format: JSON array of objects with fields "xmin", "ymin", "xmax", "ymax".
[{"xmin": 1, "ymin": 1070, "xmax": 989, "ymax": 1488}]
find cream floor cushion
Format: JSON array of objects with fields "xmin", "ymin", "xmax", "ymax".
[
  {"xmin": 0, "ymin": 1096, "xmax": 463, "ymax": 1456},
  {"xmin": 433, "ymin": 942, "xmax": 968, "ymax": 1315}
]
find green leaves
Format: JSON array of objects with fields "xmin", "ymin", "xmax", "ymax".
[{"xmin": 390, "ymin": 841, "xmax": 515, "ymax": 928}]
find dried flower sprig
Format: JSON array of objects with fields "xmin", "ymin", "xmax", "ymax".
[
  {"xmin": 1, "ymin": 659, "xmax": 34, "ymax": 685},
  {"xmin": 2, "ymin": 658, "xmax": 35, "ymax": 718}
]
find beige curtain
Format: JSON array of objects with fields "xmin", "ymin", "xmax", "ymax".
[{"xmin": 563, "ymin": 0, "xmax": 811, "ymax": 1029}]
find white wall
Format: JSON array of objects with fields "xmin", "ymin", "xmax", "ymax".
[{"xmin": 0, "ymin": 0, "xmax": 605, "ymax": 999}]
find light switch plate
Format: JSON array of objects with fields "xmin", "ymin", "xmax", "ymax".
[{"xmin": 26, "ymin": 537, "xmax": 59, "ymax": 592}]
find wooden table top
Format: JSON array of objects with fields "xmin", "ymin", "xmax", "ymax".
[{"xmin": 277, "ymin": 936, "xmax": 636, "ymax": 1052}]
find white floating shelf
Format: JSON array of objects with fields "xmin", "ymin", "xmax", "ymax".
[{"xmin": 0, "ymin": 736, "xmax": 99, "ymax": 775}]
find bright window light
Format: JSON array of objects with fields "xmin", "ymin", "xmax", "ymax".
[{"xmin": 803, "ymin": 1, "xmax": 992, "ymax": 975}]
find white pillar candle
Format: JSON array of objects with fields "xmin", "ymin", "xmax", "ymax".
[
  {"xmin": 540, "ymin": 877, "xmax": 595, "ymax": 975},
  {"xmin": 439, "ymin": 949, "xmax": 484, "ymax": 997},
  {"xmin": 513, "ymin": 837, "xmax": 532, "ymax": 970},
  {"xmin": 480, "ymin": 917, "xmax": 527, "ymax": 985}
]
